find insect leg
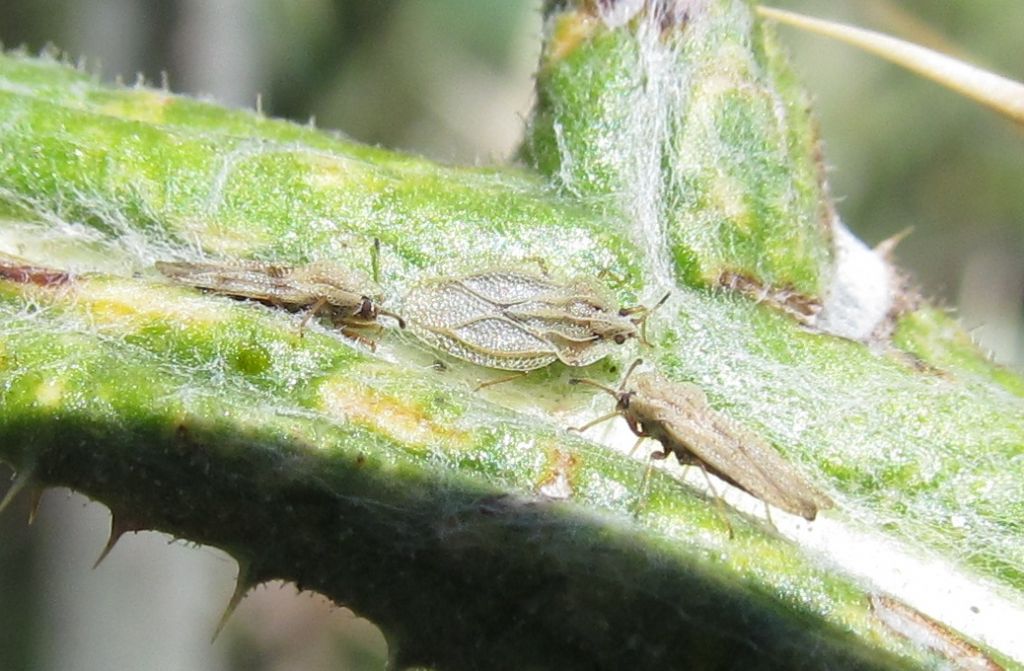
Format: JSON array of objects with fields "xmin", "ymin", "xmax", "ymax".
[
  {"xmin": 567, "ymin": 410, "xmax": 621, "ymax": 434},
  {"xmin": 340, "ymin": 327, "xmax": 378, "ymax": 351},
  {"xmin": 298, "ymin": 296, "xmax": 330, "ymax": 335},
  {"xmin": 518, "ymin": 256, "xmax": 551, "ymax": 277},
  {"xmin": 627, "ymin": 435, "xmax": 647, "ymax": 457},
  {"xmin": 623, "ymin": 292, "xmax": 670, "ymax": 346},
  {"xmin": 473, "ymin": 371, "xmax": 527, "ymax": 391},
  {"xmin": 696, "ymin": 463, "xmax": 735, "ymax": 539},
  {"xmin": 630, "ymin": 442, "xmax": 661, "ymax": 519},
  {"xmin": 596, "ymin": 267, "xmax": 627, "ymax": 287}
]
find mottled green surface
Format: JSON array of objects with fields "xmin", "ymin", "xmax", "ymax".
[
  {"xmin": 652, "ymin": 291, "xmax": 1024, "ymax": 590},
  {"xmin": 525, "ymin": 2, "xmax": 832, "ymax": 295},
  {"xmin": 0, "ymin": 0, "xmax": 1022, "ymax": 669},
  {"xmin": 0, "ymin": 275, "xmax": 920, "ymax": 671},
  {"xmin": 893, "ymin": 306, "xmax": 1024, "ymax": 398},
  {"xmin": 0, "ymin": 66, "xmax": 639, "ymax": 290}
]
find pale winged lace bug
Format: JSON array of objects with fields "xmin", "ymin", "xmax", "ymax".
[{"xmin": 402, "ymin": 268, "xmax": 666, "ymax": 374}]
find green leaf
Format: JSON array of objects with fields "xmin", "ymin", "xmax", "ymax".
[{"xmin": 1, "ymin": 1, "xmax": 1021, "ymax": 669}]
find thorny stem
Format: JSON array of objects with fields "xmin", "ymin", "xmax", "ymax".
[{"xmin": 0, "ymin": 0, "xmax": 1022, "ymax": 669}]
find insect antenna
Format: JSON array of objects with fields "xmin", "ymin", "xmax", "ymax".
[
  {"xmin": 567, "ymin": 377, "xmax": 619, "ymax": 397},
  {"xmin": 298, "ymin": 296, "xmax": 330, "ymax": 334},
  {"xmin": 618, "ymin": 357, "xmax": 643, "ymax": 390},
  {"xmin": 377, "ymin": 307, "xmax": 406, "ymax": 329},
  {"xmin": 620, "ymin": 292, "xmax": 670, "ymax": 345},
  {"xmin": 641, "ymin": 292, "xmax": 670, "ymax": 345},
  {"xmin": 474, "ymin": 371, "xmax": 527, "ymax": 391},
  {"xmin": 568, "ymin": 359, "xmax": 644, "ymax": 433},
  {"xmin": 569, "ymin": 357, "xmax": 644, "ymax": 396}
]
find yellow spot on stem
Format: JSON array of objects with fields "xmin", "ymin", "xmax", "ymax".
[
  {"xmin": 99, "ymin": 90, "xmax": 174, "ymax": 124},
  {"xmin": 35, "ymin": 378, "xmax": 64, "ymax": 407},
  {"xmin": 80, "ymin": 281, "xmax": 228, "ymax": 327},
  {"xmin": 297, "ymin": 153, "xmax": 391, "ymax": 194},
  {"xmin": 178, "ymin": 218, "xmax": 270, "ymax": 257},
  {"xmin": 538, "ymin": 445, "xmax": 578, "ymax": 500},
  {"xmin": 710, "ymin": 174, "xmax": 752, "ymax": 232},
  {"xmin": 546, "ymin": 11, "xmax": 602, "ymax": 66},
  {"xmin": 320, "ymin": 377, "xmax": 470, "ymax": 450}
]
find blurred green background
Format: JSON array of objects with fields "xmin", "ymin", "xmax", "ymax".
[{"xmin": 0, "ymin": 1, "xmax": 1021, "ymax": 670}]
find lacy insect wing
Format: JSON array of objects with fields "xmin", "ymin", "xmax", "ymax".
[
  {"xmin": 403, "ymin": 269, "xmax": 638, "ymax": 371},
  {"xmin": 628, "ymin": 372, "xmax": 832, "ymax": 521},
  {"xmin": 404, "ymin": 281, "xmax": 560, "ymax": 369},
  {"xmin": 506, "ymin": 305, "xmax": 609, "ymax": 342},
  {"xmin": 457, "ymin": 271, "xmax": 565, "ymax": 306},
  {"xmin": 435, "ymin": 318, "xmax": 559, "ymax": 370},
  {"xmin": 404, "ymin": 280, "xmax": 502, "ymax": 329}
]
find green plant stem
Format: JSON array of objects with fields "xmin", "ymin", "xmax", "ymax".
[{"xmin": 0, "ymin": 0, "xmax": 1021, "ymax": 669}]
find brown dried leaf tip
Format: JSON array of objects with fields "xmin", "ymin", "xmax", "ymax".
[
  {"xmin": 718, "ymin": 271, "xmax": 822, "ymax": 324},
  {"xmin": 538, "ymin": 448, "xmax": 580, "ymax": 501},
  {"xmin": 0, "ymin": 261, "xmax": 72, "ymax": 287}
]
